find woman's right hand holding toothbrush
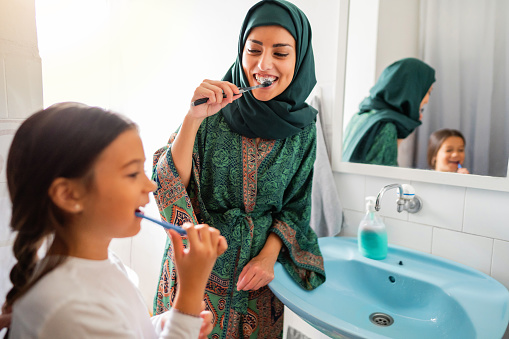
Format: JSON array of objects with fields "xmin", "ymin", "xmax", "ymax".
[
  {"xmin": 188, "ymin": 80, "xmax": 241, "ymax": 120},
  {"xmin": 172, "ymin": 80, "xmax": 242, "ymax": 188}
]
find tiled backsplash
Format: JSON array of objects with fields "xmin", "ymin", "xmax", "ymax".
[{"xmin": 335, "ymin": 172, "xmax": 509, "ymax": 291}]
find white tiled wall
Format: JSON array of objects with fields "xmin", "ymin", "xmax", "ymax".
[
  {"xmin": 493, "ymin": 240, "xmax": 509, "ymax": 290},
  {"xmin": 336, "ymin": 172, "xmax": 509, "ymax": 291}
]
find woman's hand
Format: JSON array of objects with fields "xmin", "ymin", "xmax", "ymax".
[
  {"xmin": 170, "ymin": 223, "xmax": 228, "ymax": 316},
  {"xmin": 236, "ymin": 233, "xmax": 283, "ymax": 291},
  {"xmin": 172, "ymin": 80, "xmax": 241, "ymax": 188},
  {"xmin": 189, "ymin": 80, "xmax": 242, "ymax": 120},
  {"xmin": 236, "ymin": 254, "xmax": 277, "ymax": 291}
]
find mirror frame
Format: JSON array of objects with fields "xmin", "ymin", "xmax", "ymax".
[{"xmin": 330, "ymin": 0, "xmax": 509, "ymax": 192}]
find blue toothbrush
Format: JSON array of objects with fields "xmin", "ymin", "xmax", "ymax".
[{"xmin": 135, "ymin": 212, "xmax": 187, "ymax": 235}]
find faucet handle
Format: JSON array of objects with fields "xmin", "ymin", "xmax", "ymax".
[
  {"xmin": 401, "ymin": 184, "xmax": 415, "ymax": 199},
  {"xmin": 400, "ymin": 184, "xmax": 422, "ymax": 213}
]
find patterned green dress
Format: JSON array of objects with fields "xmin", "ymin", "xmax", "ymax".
[{"xmin": 152, "ymin": 112, "xmax": 326, "ymax": 339}]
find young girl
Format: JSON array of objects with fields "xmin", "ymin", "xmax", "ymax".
[
  {"xmin": 427, "ymin": 128, "xmax": 469, "ymax": 174},
  {"xmin": 3, "ymin": 102, "xmax": 227, "ymax": 338}
]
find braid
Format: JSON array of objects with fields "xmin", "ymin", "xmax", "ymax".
[
  {"xmin": 5, "ymin": 234, "xmax": 42, "ymax": 308},
  {"xmin": 4, "ymin": 198, "xmax": 61, "ymax": 309}
]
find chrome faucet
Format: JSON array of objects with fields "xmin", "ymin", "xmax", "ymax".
[{"xmin": 375, "ymin": 183, "xmax": 422, "ymax": 213}]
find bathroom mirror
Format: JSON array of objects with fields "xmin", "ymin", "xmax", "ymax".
[{"xmin": 331, "ymin": 0, "xmax": 509, "ymax": 192}]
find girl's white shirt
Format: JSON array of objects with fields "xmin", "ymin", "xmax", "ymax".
[{"xmin": 9, "ymin": 252, "xmax": 202, "ymax": 339}]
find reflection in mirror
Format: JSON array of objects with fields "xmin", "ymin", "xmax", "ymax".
[
  {"xmin": 341, "ymin": 0, "xmax": 508, "ymax": 177},
  {"xmin": 342, "ymin": 57, "xmax": 435, "ymax": 168}
]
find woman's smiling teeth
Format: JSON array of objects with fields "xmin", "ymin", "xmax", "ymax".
[{"xmin": 255, "ymin": 74, "xmax": 277, "ymax": 85}]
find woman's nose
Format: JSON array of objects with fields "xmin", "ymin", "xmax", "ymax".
[{"xmin": 258, "ymin": 52, "xmax": 273, "ymax": 71}]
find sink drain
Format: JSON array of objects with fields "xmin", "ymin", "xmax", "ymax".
[{"xmin": 369, "ymin": 313, "xmax": 394, "ymax": 327}]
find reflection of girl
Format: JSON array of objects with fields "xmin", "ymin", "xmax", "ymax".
[
  {"xmin": 152, "ymin": 1, "xmax": 325, "ymax": 338},
  {"xmin": 427, "ymin": 128, "xmax": 469, "ymax": 174},
  {"xmin": 343, "ymin": 58, "xmax": 435, "ymax": 166},
  {"xmin": 4, "ymin": 103, "xmax": 226, "ymax": 338}
]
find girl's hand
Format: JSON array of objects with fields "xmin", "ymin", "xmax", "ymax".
[
  {"xmin": 169, "ymin": 223, "xmax": 227, "ymax": 316},
  {"xmin": 236, "ymin": 254, "xmax": 276, "ymax": 291},
  {"xmin": 160, "ymin": 301, "xmax": 213, "ymax": 339},
  {"xmin": 188, "ymin": 80, "xmax": 241, "ymax": 120},
  {"xmin": 198, "ymin": 308, "xmax": 213, "ymax": 339},
  {"xmin": 457, "ymin": 167, "xmax": 470, "ymax": 174}
]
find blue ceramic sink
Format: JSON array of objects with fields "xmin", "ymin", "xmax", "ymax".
[{"xmin": 269, "ymin": 237, "xmax": 509, "ymax": 339}]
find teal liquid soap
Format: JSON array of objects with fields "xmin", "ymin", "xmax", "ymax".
[
  {"xmin": 358, "ymin": 230, "xmax": 388, "ymax": 260},
  {"xmin": 358, "ymin": 196, "xmax": 388, "ymax": 260}
]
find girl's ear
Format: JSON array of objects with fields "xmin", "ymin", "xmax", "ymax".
[{"xmin": 48, "ymin": 178, "xmax": 86, "ymax": 213}]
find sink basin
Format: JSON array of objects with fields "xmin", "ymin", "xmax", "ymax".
[{"xmin": 269, "ymin": 237, "xmax": 509, "ymax": 339}]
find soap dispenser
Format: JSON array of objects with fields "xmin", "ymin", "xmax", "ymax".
[{"xmin": 358, "ymin": 196, "xmax": 388, "ymax": 260}]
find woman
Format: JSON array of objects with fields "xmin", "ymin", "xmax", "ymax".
[
  {"xmin": 342, "ymin": 58, "xmax": 436, "ymax": 166},
  {"xmin": 427, "ymin": 128, "xmax": 469, "ymax": 173},
  {"xmin": 152, "ymin": 1, "xmax": 325, "ymax": 338}
]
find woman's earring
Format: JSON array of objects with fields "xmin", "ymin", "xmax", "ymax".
[{"xmin": 75, "ymin": 204, "xmax": 81, "ymax": 211}]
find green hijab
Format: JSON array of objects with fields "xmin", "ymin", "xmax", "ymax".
[
  {"xmin": 343, "ymin": 58, "xmax": 436, "ymax": 162},
  {"xmin": 221, "ymin": 0, "xmax": 317, "ymax": 139}
]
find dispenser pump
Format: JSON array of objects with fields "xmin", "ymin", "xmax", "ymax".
[
  {"xmin": 366, "ymin": 196, "xmax": 376, "ymax": 213},
  {"xmin": 358, "ymin": 196, "xmax": 388, "ymax": 260}
]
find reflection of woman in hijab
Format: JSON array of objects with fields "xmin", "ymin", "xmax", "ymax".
[
  {"xmin": 343, "ymin": 58, "xmax": 436, "ymax": 166},
  {"xmin": 152, "ymin": 1, "xmax": 325, "ymax": 337}
]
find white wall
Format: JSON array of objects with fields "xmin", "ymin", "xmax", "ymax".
[
  {"xmin": 375, "ymin": 0, "xmax": 420, "ymax": 77},
  {"xmin": 342, "ymin": 0, "xmax": 379, "ymax": 134}
]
